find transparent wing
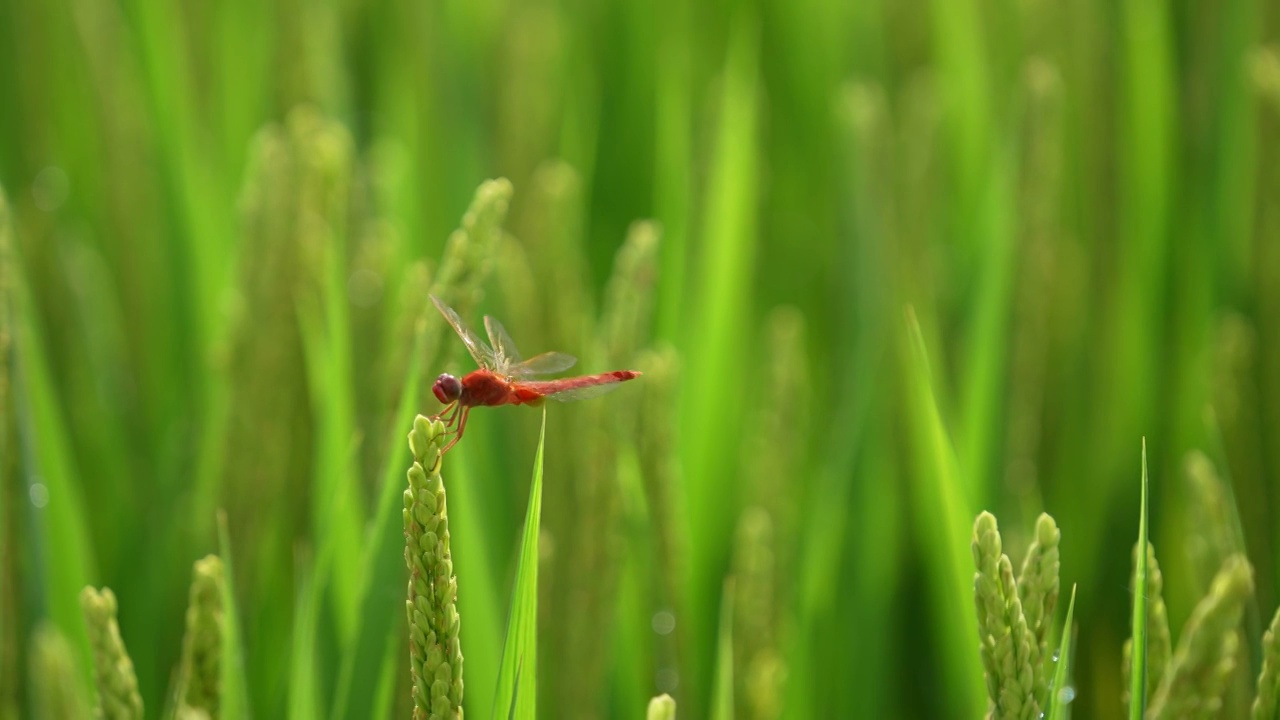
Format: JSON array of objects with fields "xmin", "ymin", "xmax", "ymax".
[
  {"xmin": 430, "ymin": 295, "xmax": 496, "ymax": 369},
  {"xmin": 540, "ymin": 382, "xmax": 625, "ymax": 402},
  {"xmin": 508, "ymin": 351, "xmax": 578, "ymax": 379},
  {"xmin": 483, "ymin": 314, "xmax": 523, "ymax": 374}
]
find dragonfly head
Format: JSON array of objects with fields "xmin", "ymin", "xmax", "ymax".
[{"xmin": 432, "ymin": 373, "xmax": 462, "ymax": 404}]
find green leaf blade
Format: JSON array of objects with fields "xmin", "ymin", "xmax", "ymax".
[
  {"xmin": 492, "ymin": 410, "xmax": 545, "ymax": 720},
  {"xmin": 901, "ymin": 307, "xmax": 986, "ymax": 718},
  {"xmin": 710, "ymin": 579, "xmax": 734, "ymax": 720},
  {"xmin": 1129, "ymin": 440, "xmax": 1150, "ymax": 720},
  {"xmin": 1047, "ymin": 584, "xmax": 1078, "ymax": 720},
  {"xmin": 331, "ymin": 323, "xmax": 427, "ymax": 720},
  {"xmin": 217, "ymin": 511, "xmax": 250, "ymax": 720}
]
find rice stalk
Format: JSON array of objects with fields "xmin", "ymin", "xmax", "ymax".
[
  {"xmin": 542, "ymin": 216, "xmax": 660, "ymax": 720},
  {"xmin": 971, "ymin": 511, "xmax": 1039, "ymax": 720},
  {"xmin": 176, "ymin": 555, "xmax": 225, "ymax": 717},
  {"xmin": 80, "ymin": 587, "xmax": 144, "ymax": 720},
  {"xmin": 634, "ymin": 345, "xmax": 686, "ymax": 697},
  {"xmin": 29, "ymin": 623, "xmax": 92, "ymax": 720},
  {"xmin": 732, "ymin": 507, "xmax": 784, "ymax": 720},
  {"xmin": 1016, "ymin": 513, "xmax": 1060, "ymax": 707},
  {"xmin": 647, "ymin": 693, "xmax": 677, "ymax": 720},
  {"xmin": 1184, "ymin": 452, "xmax": 1245, "ymax": 592},
  {"xmin": 1254, "ymin": 604, "xmax": 1280, "ymax": 720},
  {"xmin": 1148, "ymin": 555, "xmax": 1254, "ymax": 719},
  {"xmin": 404, "ymin": 415, "xmax": 462, "ymax": 720},
  {"xmin": 219, "ymin": 108, "xmax": 352, "ymax": 711},
  {"xmin": 427, "ymin": 178, "xmax": 514, "ymax": 316},
  {"xmin": 1182, "ymin": 449, "xmax": 1258, "ymax": 716},
  {"xmin": 1001, "ymin": 58, "xmax": 1062, "ymax": 518}
]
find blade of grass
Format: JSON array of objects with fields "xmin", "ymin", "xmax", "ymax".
[
  {"xmin": 7, "ymin": 203, "xmax": 95, "ymax": 692},
  {"xmin": 680, "ymin": 16, "xmax": 760, "ymax": 713},
  {"xmin": 288, "ymin": 549, "xmax": 322, "ymax": 720},
  {"xmin": 1047, "ymin": 584, "xmax": 1078, "ymax": 720},
  {"xmin": 492, "ymin": 409, "xmax": 545, "ymax": 720},
  {"xmin": 370, "ymin": 634, "xmax": 399, "ymax": 720},
  {"xmin": 217, "ymin": 511, "xmax": 249, "ymax": 720},
  {"xmin": 445, "ymin": 449, "xmax": 504, "ymax": 717},
  {"xmin": 607, "ymin": 442, "xmax": 657, "ymax": 718},
  {"xmin": 651, "ymin": 0, "xmax": 691, "ymax": 344},
  {"xmin": 901, "ymin": 307, "xmax": 986, "ymax": 717},
  {"xmin": 1129, "ymin": 439, "xmax": 1150, "ymax": 720},
  {"xmin": 793, "ymin": 82, "xmax": 896, "ymax": 720},
  {"xmin": 331, "ymin": 319, "xmax": 427, "ymax": 719},
  {"xmin": 710, "ymin": 579, "xmax": 734, "ymax": 720},
  {"xmin": 957, "ymin": 151, "xmax": 1016, "ymax": 508},
  {"xmin": 0, "ymin": 190, "xmax": 12, "ymax": 715},
  {"xmin": 296, "ymin": 292, "xmax": 361, "ymax": 635}
]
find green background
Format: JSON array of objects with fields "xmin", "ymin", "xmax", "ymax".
[{"xmin": 2, "ymin": 0, "xmax": 1279, "ymax": 717}]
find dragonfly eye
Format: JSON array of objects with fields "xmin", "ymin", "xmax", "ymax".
[{"xmin": 433, "ymin": 373, "xmax": 462, "ymax": 404}]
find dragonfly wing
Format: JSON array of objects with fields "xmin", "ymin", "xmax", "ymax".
[
  {"xmin": 540, "ymin": 382, "xmax": 626, "ymax": 402},
  {"xmin": 483, "ymin": 314, "xmax": 523, "ymax": 373},
  {"xmin": 430, "ymin": 295, "xmax": 496, "ymax": 369},
  {"xmin": 509, "ymin": 351, "xmax": 577, "ymax": 378}
]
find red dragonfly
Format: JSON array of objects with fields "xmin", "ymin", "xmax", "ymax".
[{"xmin": 428, "ymin": 295, "xmax": 641, "ymax": 455}]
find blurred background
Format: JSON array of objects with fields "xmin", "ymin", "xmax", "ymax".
[{"xmin": 2, "ymin": 0, "xmax": 1280, "ymax": 717}]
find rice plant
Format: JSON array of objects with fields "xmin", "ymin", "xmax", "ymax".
[{"xmin": 3, "ymin": 0, "xmax": 1280, "ymax": 718}]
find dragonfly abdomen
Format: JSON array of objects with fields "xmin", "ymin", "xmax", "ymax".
[{"xmin": 519, "ymin": 370, "xmax": 642, "ymax": 402}]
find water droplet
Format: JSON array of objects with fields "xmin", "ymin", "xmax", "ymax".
[
  {"xmin": 651, "ymin": 610, "xmax": 676, "ymax": 635},
  {"xmin": 1057, "ymin": 686, "xmax": 1076, "ymax": 704},
  {"xmin": 29, "ymin": 482, "xmax": 49, "ymax": 508},
  {"xmin": 1052, "ymin": 649, "xmax": 1061, "ymax": 663}
]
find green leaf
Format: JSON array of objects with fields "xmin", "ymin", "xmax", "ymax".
[
  {"xmin": 492, "ymin": 410, "xmax": 545, "ymax": 720},
  {"xmin": 679, "ymin": 17, "xmax": 760, "ymax": 711},
  {"xmin": 218, "ymin": 511, "xmax": 250, "ymax": 720},
  {"xmin": 901, "ymin": 307, "xmax": 986, "ymax": 718},
  {"xmin": 331, "ymin": 321, "xmax": 426, "ymax": 720},
  {"xmin": 1129, "ymin": 440, "xmax": 1150, "ymax": 720},
  {"xmin": 711, "ymin": 579, "xmax": 735, "ymax": 720},
  {"xmin": 295, "ymin": 233, "xmax": 363, "ymax": 648},
  {"xmin": 11, "ymin": 332, "xmax": 97, "ymax": 687},
  {"xmin": 1047, "ymin": 584, "xmax": 1078, "ymax": 720},
  {"xmin": 5, "ymin": 197, "xmax": 96, "ymax": 695},
  {"xmin": 288, "ymin": 551, "xmax": 322, "ymax": 720}
]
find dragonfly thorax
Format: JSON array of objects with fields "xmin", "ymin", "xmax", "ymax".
[{"xmin": 432, "ymin": 373, "xmax": 462, "ymax": 404}]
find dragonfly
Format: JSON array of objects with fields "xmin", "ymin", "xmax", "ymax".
[{"xmin": 428, "ymin": 295, "xmax": 642, "ymax": 455}]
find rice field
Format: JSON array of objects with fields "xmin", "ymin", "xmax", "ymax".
[{"xmin": 2, "ymin": 0, "xmax": 1280, "ymax": 717}]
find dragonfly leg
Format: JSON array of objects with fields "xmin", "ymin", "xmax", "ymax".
[
  {"xmin": 430, "ymin": 401, "xmax": 459, "ymax": 425},
  {"xmin": 437, "ymin": 407, "xmax": 470, "ymax": 457}
]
